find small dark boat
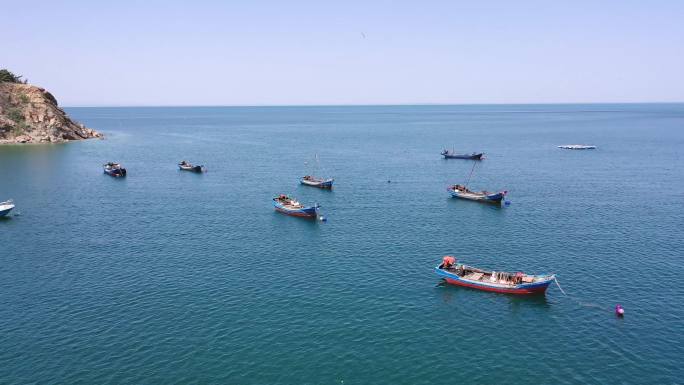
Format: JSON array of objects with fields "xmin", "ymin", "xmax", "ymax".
[
  {"xmin": 103, "ymin": 162, "xmax": 126, "ymax": 177},
  {"xmin": 0, "ymin": 199, "xmax": 15, "ymax": 217},
  {"xmin": 448, "ymin": 184, "xmax": 506, "ymax": 204},
  {"xmin": 300, "ymin": 175, "xmax": 334, "ymax": 189},
  {"xmin": 273, "ymin": 194, "xmax": 319, "ymax": 218},
  {"xmin": 179, "ymin": 160, "xmax": 204, "ymax": 173},
  {"xmin": 436, "ymin": 256, "xmax": 555, "ymax": 295},
  {"xmin": 441, "ymin": 149, "xmax": 483, "ymax": 160}
]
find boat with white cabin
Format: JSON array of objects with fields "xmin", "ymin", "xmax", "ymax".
[{"xmin": 103, "ymin": 162, "xmax": 126, "ymax": 177}]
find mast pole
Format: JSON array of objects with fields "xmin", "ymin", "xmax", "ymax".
[
  {"xmin": 314, "ymin": 153, "xmax": 318, "ymax": 177},
  {"xmin": 464, "ymin": 161, "xmax": 477, "ymax": 187}
]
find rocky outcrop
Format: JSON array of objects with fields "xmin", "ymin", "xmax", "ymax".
[{"xmin": 0, "ymin": 82, "xmax": 101, "ymax": 144}]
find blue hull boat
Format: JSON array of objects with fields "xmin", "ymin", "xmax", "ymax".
[
  {"xmin": 273, "ymin": 195, "xmax": 319, "ymax": 218},
  {"xmin": 436, "ymin": 256, "xmax": 555, "ymax": 295},
  {"xmin": 300, "ymin": 176, "xmax": 334, "ymax": 189},
  {"xmin": 448, "ymin": 185, "xmax": 506, "ymax": 204},
  {"xmin": 0, "ymin": 200, "xmax": 15, "ymax": 217},
  {"xmin": 103, "ymin": 162, "xmax": 126, "ymax": 177}
]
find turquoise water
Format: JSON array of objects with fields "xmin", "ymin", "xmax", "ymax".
[{"xmin": 1, "ymin": 105, "xmax": 683, "ymax": 384}]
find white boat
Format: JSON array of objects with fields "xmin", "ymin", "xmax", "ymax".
[
  {"xmin": 0, "ymin": 200, "xmax": 15, "ymax": 217},
  {"xmin": 558, "ymin": 144, "xmax": 596, "ymax": 150},
  {"xmin": 300, "ymin": 175, "xmax": 334, "ymax": 189}
]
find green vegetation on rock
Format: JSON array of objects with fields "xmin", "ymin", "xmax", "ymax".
[
  {"xmin": 6, "ymin": 107, "xmax": 24, "ymax": 123},
  {"xmin": 0, "ymin": 69, "xmax": 24, "ymax": 83}
]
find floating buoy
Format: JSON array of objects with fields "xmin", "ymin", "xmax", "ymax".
[
  {"xmin": 615, "ymin": 304, "xmax": 625, "ymax": 317},
  {"xmin": 319, "ymin": 216, "xmax": 327, "ymax": 222},
  {"xmin": 504, "ymin": 201, "xmax": 511, "ymax": 206}
]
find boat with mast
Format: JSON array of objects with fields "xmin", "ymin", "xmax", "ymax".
[
  {"xmin": 441, "ymin": 147, "xmax": 483, "ymax": 160},
  {"xmin": 447, "ymin": 161, "xmax": 507, "ymax": 204},
  {"xmin": 300, "ymin": 154, "xmax": 334, "ymax": 189}
]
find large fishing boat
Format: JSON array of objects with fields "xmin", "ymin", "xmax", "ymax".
[
  {"xmin": 0, "ymin": 199, "xmax": 15, "ymax": 217},
  {"xmin": 436, "ymin": 256, "xmax": 555, "ymax": 295},
  {"xmin": 273, "ymin": 195, "xmax": 320, "ymax": 218},
  {"xmin": 448, "ymin": 184, "xmax": 507, "ymax": 203},
  {"xmin": 103, "ymin": 162, "xmax": 126, "ymax": 177},
  {"xmin": 441, "ymin": 149, "xmax": 483, "ymax": 160}
]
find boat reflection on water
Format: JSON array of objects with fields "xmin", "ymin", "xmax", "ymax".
[
  {"xmin": 437, "ymin": 280, "xmax": 552, "ymax": 309},
  {"xmin": 507, "ymin": 293, "xmax": 552, "ymax": 309}
]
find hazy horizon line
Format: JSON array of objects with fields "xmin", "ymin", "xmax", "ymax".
[{"xmin": 62, "ymin": 101, "xmax": 684, "ymax": 108}]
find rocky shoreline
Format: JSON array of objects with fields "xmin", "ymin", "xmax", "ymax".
[{"xmin": 0, "ymin": 81, "xmax": 101, "ymax": 144}]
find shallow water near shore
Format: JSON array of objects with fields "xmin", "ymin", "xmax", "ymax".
[{"xmin": 1, "ymin": 104, "xmax": 683, "ymax": 384}]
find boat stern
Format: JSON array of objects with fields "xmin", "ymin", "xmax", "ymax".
[{"xmin": 485, "ymin": 191, "xmax": 507, "ymax": 203}]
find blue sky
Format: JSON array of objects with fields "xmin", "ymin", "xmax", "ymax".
[{"xmin": 3, "ymin": 0, "xmax": 683, "ymax": 106}]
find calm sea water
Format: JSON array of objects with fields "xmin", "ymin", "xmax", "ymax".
[{"xmin": 1, "ymin": 105, "xmax": 683, "ymax": 384}]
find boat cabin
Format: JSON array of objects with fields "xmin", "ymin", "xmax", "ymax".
[
  {"xmin": 450, "ymin": 184, "xmax": 491, "ymax": 195},
  {"xmin": 274, "ymin": 194, "xmax": 304, "ymax": 208},
  {"xmin": 105, "ymin": 162, "xmax": 123, "ymax": 169}
]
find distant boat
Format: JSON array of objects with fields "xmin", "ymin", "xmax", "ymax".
[
  {"xmin": 0, "ymin": 200, "xmax": 15, "ymax": 217},
  {"xmin": 273, "ymin": 194, "xmax": 319, "ymax": 218},
  {"xmin": 436, "ymin": 256, "xmax": 555, "ymax": 295},
  {"xmin": 447, "ymin": 161, "xmax": 506, "ymax": 204},
  {"xmin": 103, "ymin": 162, "xmax": 126, "ymax": 177},
  {"xmin": 301, "ymin": 154, "xmax": 333, "ymax": 189},
  {"xmin": 178, "ymin": 160, "xmax": 204, "ymax": 173},
  {"xmin": 301, "ymin": 175, "xmax": 334, "ymax": 189},
  {"xmin": 448, "ymin": 184, "xmax": 506, "ymax": 203},
  {"xmin": 558, "ymin": 144, "xmax": 596, "ymax": 150},
  {"xmin": 441, "ymin": 149, "xmax": 483, "ymax": 160}
]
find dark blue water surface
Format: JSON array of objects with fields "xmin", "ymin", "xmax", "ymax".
[{"xmin": 1, "ymin": 105, "xmax": 683, "ymax": 384}]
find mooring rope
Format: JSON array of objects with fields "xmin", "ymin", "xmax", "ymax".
[{"xmin": 554, "ymin": 277, "xmax": 567, "ymax": 296}]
